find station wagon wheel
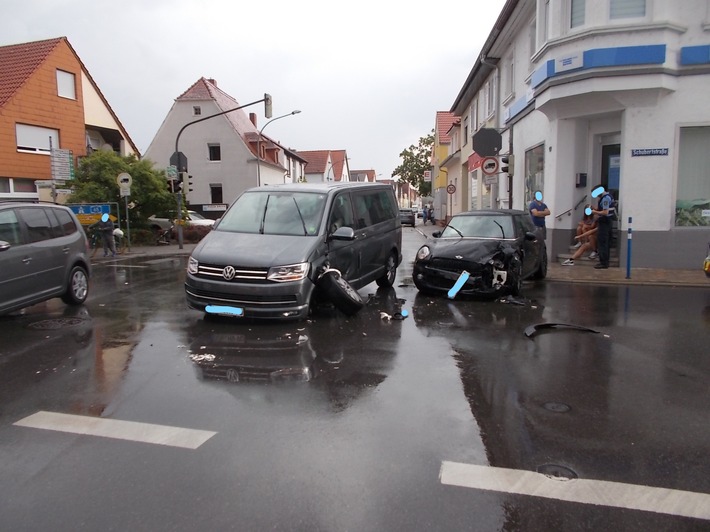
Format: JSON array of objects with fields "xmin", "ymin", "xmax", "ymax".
[
  {"xmin": 61, "ymin": 266, "xmax": 89, "ymax": 305},
  {"xmin": 318, "ymin": 270, "xmax": 364, "ymax": 316},
  {"xmin": 376, "ymin": 252, "xmax": 398, "ymax": 288}
]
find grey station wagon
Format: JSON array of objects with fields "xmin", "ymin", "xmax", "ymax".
[
  {"xmin": 185, "ymin": 182, "xmax": 402, "ymax": 320},
  {"xmin": 0, "ymin": 202, "xmax": 91, "ymax": 315}
]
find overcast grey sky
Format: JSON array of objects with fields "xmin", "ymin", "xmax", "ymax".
[{"xmin": 3, "ymin": 0, "xmax": 506, "ymax": 178}]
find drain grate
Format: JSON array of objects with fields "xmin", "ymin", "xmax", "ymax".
[
  {"xmin": 537, "ymin": 464, "xmax": 578, "ymax": 480},
  {"xmin": 27, "ymin": 318, "xmax": 87, "ymax": 330}
]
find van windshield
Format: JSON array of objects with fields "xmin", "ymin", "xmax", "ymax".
[{"xmin": 217, "ymin": 191, "xmax": 326, "ymax": 236}]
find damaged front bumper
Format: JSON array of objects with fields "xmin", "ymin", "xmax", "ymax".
[{"xmin": 413, "ymin": 261, "xmax": 509, "ymax": 296}]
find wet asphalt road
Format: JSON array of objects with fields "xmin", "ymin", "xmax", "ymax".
[{"xmin": 0, "ymin": 226, "xmax": 709, "ymax": 531}]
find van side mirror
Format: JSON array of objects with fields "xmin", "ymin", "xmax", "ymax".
[
  {"xmin": 432, "ymin": 231, "xmax": 442, "ymax": 238},
  {"xmin": 329, "ymin": 226, "xmax": 355, "ymax": 241}
]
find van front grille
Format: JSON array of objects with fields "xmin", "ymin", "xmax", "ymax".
[{"xmin": 197, "ymin": 263, "xmax": 269, "ymax": 281}]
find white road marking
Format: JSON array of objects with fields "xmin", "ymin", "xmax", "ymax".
[
  {"xmin": 14, "ymin": 411, "xmax": 216, "ymax": 450},
  {"xmin": 440, "ymin": 461, "xmax": 710, "ymax": 521}
]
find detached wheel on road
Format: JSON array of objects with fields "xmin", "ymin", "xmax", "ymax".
[
  {"xmin": 61, "ymin": 265, "xmax": 89, "ymax": 305},
  {"xmin": 318, "ymin": 270, "xmax": 364, "ymax": 316}
]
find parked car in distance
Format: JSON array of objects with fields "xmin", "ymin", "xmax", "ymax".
[
  {"xmin": 413, "ymin": 209, "xmax": 547, "ymax": 297},
  {"xmin": 185, "ymin": 182, "xmax": 403, "ymax": 320},
  {"xmin": 399, "ymin": 208, "xmax": 416, "ymax": 227},
  {"xmin": 148, "ymin": 210, "xmax": 215, "ymax": 232},
  {"xmin": 0, "ymin": 201, "xmax": 91, "ymax": 315}
]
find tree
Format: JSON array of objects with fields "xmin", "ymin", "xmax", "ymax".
[
  {"xmin": 68, "ymin": 150, "xmax": 175, "ymax": 229},
  {"xmin": 392, "ymin": 130, "xmax": 434, "ymax": 196}
]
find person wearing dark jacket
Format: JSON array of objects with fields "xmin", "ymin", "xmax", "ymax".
[
  {"xmin": 591, "ymin": 184, "xmax": 615, "ymax": 269},
  {"xmin": 90, "ymin": 213, "xmax": 116, "ymax": 257}
]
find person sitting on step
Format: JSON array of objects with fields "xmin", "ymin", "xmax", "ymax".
[{"xmin": 563, "ymin": 207, "xmax": 598, "ymax": 265}]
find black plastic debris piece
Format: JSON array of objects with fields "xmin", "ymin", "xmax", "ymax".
[{"xmin": 524, "ymin": 322, "xmax": 600, "ymax": 339}]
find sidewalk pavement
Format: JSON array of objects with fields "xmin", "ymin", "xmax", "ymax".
[{"xmin": 105, "ymin": 232, "xmax": 709, "ymax": 289}]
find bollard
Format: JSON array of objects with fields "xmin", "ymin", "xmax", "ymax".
[{"xmin": 626, "ymin": 216, "xmax": 632, "ymax": 279}]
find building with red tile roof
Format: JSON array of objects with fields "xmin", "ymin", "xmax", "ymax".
[
  {"xmin": 296, "ymin": 149, "xmax": 351, "ymax": 182},
  {"xmin": 350, "ymin": 169, "xmax": 377, "ymax": 182},
  {"xmin": 0, "ymin": 37, "xmax": 138, "ymax": 201},
  {"xmin": 144, "ymin": 77, "xmax": 306, "ymax": 214}
]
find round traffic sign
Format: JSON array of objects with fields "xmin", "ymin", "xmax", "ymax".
[
  {"xmin": 446, "ymin": 184, "xmax": 456, "ymax": 195},
  {"xmin": 117, "ymin": 172, "xmax": 132, "ymax": 186},
  {"xmin": 481, "ymin": 157, "xmax": 499, "ymax": 176}
]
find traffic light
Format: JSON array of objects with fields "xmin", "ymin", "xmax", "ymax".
[
  {"xmin": 264, "ymin": 93, "xmax": 273, "ymax": 118},
  {"xmin": 167, "ymin": 179, "xmax": 181, "ymax": 194},
  {"xmin": 182, "ymin": 173, "xmax": 194, "ymax": 193},
  {"xmin": 500, "ymin": 154, "xmax": 514, "ymax": 174}
]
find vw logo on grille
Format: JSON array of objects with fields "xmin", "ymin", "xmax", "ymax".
[
  {"xmin": 455, "ymin": 255, "xmax": 463, "ymax": 260},
  {"xmin": 223, "ymin": 265, "xmax": 236, "ymax": 280}
]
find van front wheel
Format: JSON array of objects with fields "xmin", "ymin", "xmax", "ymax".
[
  {"xmin": 319, "ymin": 270, "xmax": 364, "ymax": 316},
  {"xmin": 376, "ymin": 252, "xmax": 398, "ymax": 288}
]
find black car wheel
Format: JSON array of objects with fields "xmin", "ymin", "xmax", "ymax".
[
  {"xmin": 533, "ymin": 249, "xmax": 548, "ymax": 279},
  {"xmin": 318, "ymin": 270, "xmax": 364, "ymax": 316},
  {"xmin": 61, "ymin": 266, "xmax": 89, "ymax": 305},
  {"xmin": 376, "ymin": 252, "xmax": 398, "ymax": 288},
  {"xmin": 509, "ymin": 258, "xmax": 523, "ymax": 296}
]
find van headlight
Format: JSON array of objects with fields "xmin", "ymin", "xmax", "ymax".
[
  {"xmin": 187, "ymin": 256, "xmax": 199, "ymax": 274},
  {"xmin": 267, "ymin": 262, "xmax": 309, "ymax": 282},
  {"xmin": 416, "ymin": 246, "xmax": 431, "ymax": 261}
]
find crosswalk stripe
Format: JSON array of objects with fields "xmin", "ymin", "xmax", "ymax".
[
  {"xmin": 440, "ymin": 461, "xmax": 710, "ymax": 521},
  {"xmin": 14, "ymin": 411, "xmax": 216, "ymax": 450}
]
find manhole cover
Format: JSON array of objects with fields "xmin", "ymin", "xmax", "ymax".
[
  {"xmin": 537, "ymin": 464, "xmax": 578, "ymax": 480},
  {"xmin": 27, "ymin": 318, "xmax": 87, "ymax": 330},
  {"xmin": 543, "ymin": 402, "xmax": 571, "ymax": 413}
]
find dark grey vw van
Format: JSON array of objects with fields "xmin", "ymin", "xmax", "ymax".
[{"xmin": 185, "ymin": 182, "xmax": 402, "ymax": 320}]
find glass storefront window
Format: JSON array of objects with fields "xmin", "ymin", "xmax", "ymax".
[
  {"xmin": 525, "ymin": 144, "xmax": 545, "ymax": 203},
  {"xmin": 676, "ymin": 126, "xmax": 710, "ymax": 226}
]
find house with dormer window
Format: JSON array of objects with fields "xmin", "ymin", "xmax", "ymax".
[
  {"xmin": 144, "ymin": 77, "xmax": 307, "ymax": 217},
  {"xmin": 0, "ymin": 37, "xmax": 138, "ymax": 201},
  {"xmin": 296, "ymin": 149, "xmax": 351, "ymax": 183}
]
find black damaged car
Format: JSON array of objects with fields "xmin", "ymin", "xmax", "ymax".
[{"xmin": 413, "ymin": 209, "xmax": 547, "ymax": 297}]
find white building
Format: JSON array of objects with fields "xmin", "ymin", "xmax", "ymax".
[
  {"xmin": 144, "ymin": 78, "xmax": 306, "ymax": 217},
  {"xmin": 448, "ymin": 0, "xmax": 710, "ymax": 268}
]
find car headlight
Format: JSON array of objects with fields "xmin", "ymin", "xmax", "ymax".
[
  {"xmin": 187, "ymin": 256, "xmax": 199, "ymax": 274},
  {"xmin": 416, "ymin": 246, "xmax": 431, "ymax": 261},
  {"xmin": 267, "ymin": 262, "xmax": 309, "ymax": 282}
]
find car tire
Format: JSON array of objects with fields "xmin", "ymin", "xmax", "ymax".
[
  {"xmin": 376, "ymin": 252, "xmax": 398, "ymax": 288},
  {"xmin": 61, "ymin": 265, "xmax": 89, "ymax": 305},
  {"xmin": 533, "ymin": 249, "xmax": 548, "ymax": 279},
  {"xmin": 318, "ymin": 270, "xmax": 364, "ymax": 316},
  {"xmin": 509, "ymin": 258, "xmax": 523, "ymax": 296}
]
